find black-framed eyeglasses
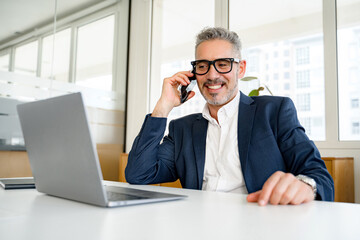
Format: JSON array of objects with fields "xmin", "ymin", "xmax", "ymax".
[{"xmin": 191, "ymin": 58, "xmax": 240, "ymax": 75}]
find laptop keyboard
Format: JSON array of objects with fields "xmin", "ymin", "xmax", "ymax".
[{"xmin": 106, "ymin": 191, "xmax": 145, "ymax": 201}]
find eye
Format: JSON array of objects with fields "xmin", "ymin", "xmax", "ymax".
[
  {"xmin": 216, "ymin": 60, "xmax": 231, "ymax": 68},
  {"xmin": 196, "ymin": 61, "xmax": 208, "ymax": 69}
]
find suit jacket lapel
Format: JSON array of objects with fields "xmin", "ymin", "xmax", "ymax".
[
  {"xmin": 238, "ymin": 92, "xmax": 256, "ymax": 189},
  {"xmin": 192, "ymin": 115, "xmax": 208, "ymax": 189}
]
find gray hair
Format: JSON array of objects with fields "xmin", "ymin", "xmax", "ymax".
[{"xmin": 195, "ymin": 27, "xmax": 242, "ymax": 58}]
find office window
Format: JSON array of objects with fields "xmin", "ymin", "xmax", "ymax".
[
  {"xmin": 348, "ymin": 67, "xmax": 359, "ymax": 84},
  {"xmin": 274, "ymin": 61, "xmax": 279, "ymax": 69},
  {"xmin": 297, "ymin": 94, "xmax": 310, "ymax": 111},
  {"xmin": 41, "ymin": 28, "xmax": 71, "ymax": 82},
  {"xmin": 0, "ymin": 53, "xmax": 9, "ymax": 71},
  {"xmin": 76, "ymin": 15, "xmax": 115, "ymax": 91},
  {"xmin": 351, "ymin": 98, "xmax": 359, "ymax": 108},
  {"xmin": 296, "ymin": 70, "xmax": 310, "ymax": 88},
  {"xmin": 284, "ymin": 83, "xmax": 290, "ymax": 90},
  {"xmin": 284, "ymin": 60, "xmax": 290, "ymax": 68},
  {"xmin": 230, "ymin": 0, "xmax": 325, "ymax": 140},
  {"xmin": 300, "ymin": 117, "xmax": 311, "ymax": 135},
  {"xmin": 296, "ymin": 46, "xmax": 310, "ymax": 65},
  {"xmin": 150, "ymin": 0, "xmax": 214, "ymax": 119},
  {"xmin": 348, "ymin": 43, "xmax": 359, "ymax": 60},
  {"xmin": 313, "ymin": 117, "xmax": 323, "ymax": 127},
  {"xmin": 352, "ymin": 122, "xmax": 360, "ymax": 135},
  {"xmin": 247, "ymin": 55, "xmax": 259, "ymax": 72},
  {"xmin": 284, "ymin": 72, "xmax": 290, "ymax": 79},
  {"xmin": 337, "ymin": 0, "xmax": 360, "ymax": 140},
  {"xmin": 0, "ymin": 2, "xmax": 128, "ymax": 153},
  {"xmin": 14, "ymin": 40, "xmax": 38, "ymax": 76},
  {"xmin": 273, "ymin": 73, "xmax": 279, "ymax": 80}
]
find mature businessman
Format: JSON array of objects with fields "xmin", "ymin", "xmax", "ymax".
[{"xmin": 125, "ymin": 27, "xmax": 334, "ymax": 205}]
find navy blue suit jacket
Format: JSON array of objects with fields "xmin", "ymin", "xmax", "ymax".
[{"xmin": 126, "ymin": 92, "xmax": 334, "ymax": 201}]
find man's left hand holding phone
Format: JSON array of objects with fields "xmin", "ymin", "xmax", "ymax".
[{"xmin": 151, "ymin": 70, "xmax": 196, "ymax": 118}]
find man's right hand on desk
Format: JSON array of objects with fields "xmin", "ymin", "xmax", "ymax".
[
  {"xmin": 246, "ymin": 171, "xmax": 315, "ymax": 206},
  {"xmin": 152, "ymin": 71, "xmax": 195, "ymax": 118}
]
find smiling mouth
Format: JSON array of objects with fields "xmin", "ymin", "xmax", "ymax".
[
  {"xmin": 206, "ymin": 83, "xmax": 225, "ymax": 91},
  {"xmin": 207, "ymin": 85, "xmax": 222, "ymax": 90}
]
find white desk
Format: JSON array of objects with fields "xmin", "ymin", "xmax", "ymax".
[{"xmin": 1, "ymin": 181, "xmax": 359, "ymax": 240}]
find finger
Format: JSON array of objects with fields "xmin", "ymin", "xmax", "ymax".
[
  {"xmin": 180, "ymin": 71, "xmax": 196, "ymax": 83},
  {"xmin": 181, "ymin": 70, "xmax": 195, "ymax": 78},
  {"xmin": 290, "ymin": 182, "xmax": 314, "ymax": 205},
  {"xmin": 290, "ymin": 191, "xmax": 306, "ymax": 205},
  {"xmin": 247, "ymin": 190, "xmax": 261, "ymax": 202},
  {"xmin": 169, "ymin": 76, "xmax": 188, "ymax": 86},
  {"xmin": 174, "ymin": 72, "xmax": 193, "ymax": 85},
  {"xmin": 165, "ymin": 74, "xmax": 186, "ymax": 85},
  {"xmin": 279, "ymin": 182, "xmax": 298, "ymax": 205},
  {"xmin": 258, "ymin": 171, "xmax": 284, "ymax": 206},
  {"xmin": 269, "ymin": 173, "xmax": 295, "ymax": 205}
]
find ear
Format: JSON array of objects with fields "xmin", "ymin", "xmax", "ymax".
[{"xmin": 237, "ymin": 60, "xmax": 246, "ymax": 79}]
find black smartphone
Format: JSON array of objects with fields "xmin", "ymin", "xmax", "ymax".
[{"xmin": 180, "ymin": 71, "xmax": 196, "ymax": 103}]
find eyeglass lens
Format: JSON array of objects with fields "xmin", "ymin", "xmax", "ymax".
[{"xmin": 194, "ymin": 59, "xmax": 233, "ymax": 75}]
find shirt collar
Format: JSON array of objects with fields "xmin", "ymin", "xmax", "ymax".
[{"xmin": 202, "ymin": 90, "xmax": 240, "ymax": 126}]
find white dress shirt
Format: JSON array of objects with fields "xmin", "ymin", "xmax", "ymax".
[{"xmin": 201, "ymin": 91, "xmax": 248, "ymax": 194}]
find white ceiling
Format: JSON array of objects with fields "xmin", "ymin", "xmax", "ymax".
[{"xmin": 0, "ymin": 0, "xmax": 102, "ymax": 46}]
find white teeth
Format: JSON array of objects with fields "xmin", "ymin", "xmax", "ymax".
[{"xmin": 208, "ymin": 85, "xmax": 222, "ymax": 90}]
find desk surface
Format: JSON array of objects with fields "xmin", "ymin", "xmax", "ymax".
[{"xmin": 1, "ymin": 181, "xmax": 359, "ymax": 240}]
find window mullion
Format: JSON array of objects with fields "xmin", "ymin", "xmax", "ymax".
[
  {"xmin": 215, "ymin": 0, "xmax": 229, "ymax": 29},
  {"xmin": 321, "ymin": 0, "xmax": 339, "ymax": 146},
  {"xmin": 68, "ymin": 26, "xmax": 77, "ymax": 84},
  {"xmin": 37, "ymin": 38, "xmax": 43, "ymax": 78}
]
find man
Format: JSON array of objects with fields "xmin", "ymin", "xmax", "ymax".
[{"xmin": 125, "ymin": 27, "xmax": 334, "ymax": 205}]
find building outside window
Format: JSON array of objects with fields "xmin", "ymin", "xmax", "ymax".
[
  {"xmin": 284, "ymin": 49, "xmax": 290, "ymax": 57},
  {"xmin": 300, "ymin": 117, "xmax": 311, "ymax": 135},
  {"xmin": 273, "ymin": 73, "xmax": 279, "ymax": 80},
  {"xmin": 284, "ymin": 83, "xmax": 290, "ymax": 90},
  {"xmin": 247, "ymin": 54, "xmax": 260, "ymax": 72},
  {"xmin": 274, "ymin": 51, "xmax": 278, "ymax": 58},
  {"xmin": 351, "ymin": 98, "xmax": 359, "ymax": 108},
  {"xmin": 352, "ymin": 122, "xmax": 360, "ymax": 135},
  {"xmin": 297, "ymin": 93, "xmax": 311, "ymax": 111},
  {"xmin": 229, "ymin": 0, "xmax": 325, "ymax": 141},
  {"xmin": 337, "ymin": 0, "xmax": 360, "ymax": 141},
  {"xmin": 296, "ymin": 70, "xmax": 310, "ymax": 88},
  {"xmin": 284, "ymin": 72, "xmax": 290, "ymax": 79},
  {"xmin": 296, "ymin": 46, "xmax": 310, "ymax": 65},
  {"xmin": 284, "ymin": 60, "xmax": 290, "ymax": 68}
]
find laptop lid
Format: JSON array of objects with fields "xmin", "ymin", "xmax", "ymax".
[{"xmin": 17, "ymin": 93, "xmax": 108, "ymax": 206}]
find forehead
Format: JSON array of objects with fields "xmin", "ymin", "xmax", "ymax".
[{"xmin": 195, "ymin": 39, "xmax": 235, "ymax": 60}]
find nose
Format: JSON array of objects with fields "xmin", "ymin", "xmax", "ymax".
[{"xmin": 206, "ymin": 63, "xmax": 220, "ymax": 79}]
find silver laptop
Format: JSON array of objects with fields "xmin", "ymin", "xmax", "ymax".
[{"xmin": 17, "ymin": 92, "xmax": 186, "ymax": 207}]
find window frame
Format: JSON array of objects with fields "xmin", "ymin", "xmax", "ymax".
[
  {"xmin": 0, "ymin": 49, "xmax": 11, "ymax": 71},
  {"xmin": 0, "ymin": 2, "xmax": 126, "ymax": 92}
]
